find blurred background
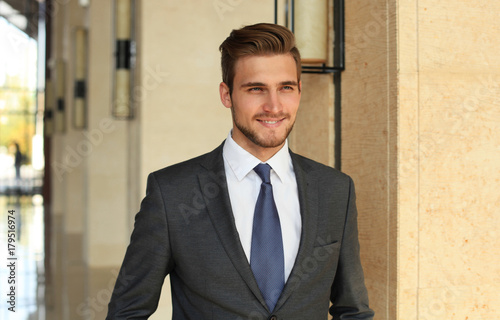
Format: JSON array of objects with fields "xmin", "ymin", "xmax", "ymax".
[{"xmin": 0, "ymin": 0, "xmax": 498, "ymax": 319}]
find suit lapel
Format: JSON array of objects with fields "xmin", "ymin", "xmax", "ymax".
[
  {"xmin": 275, "ymin": 152, "xmax": 319, "ymax": 310},
  {"xmin": 197, "ymin": 145, "xmax": 320, "ymax": 312},
  {"xmin": 198, "ymin": 143, "xmax": 268, "ymax": 308}
]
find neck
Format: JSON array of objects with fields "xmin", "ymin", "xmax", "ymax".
[{"xmin": 246, "ymin": 145, "xmax": 283, "ymax": 162}]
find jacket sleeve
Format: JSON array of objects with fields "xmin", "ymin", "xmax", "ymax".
[
  {"xmin": 329, "ymin": 177, "xmax": 375, "ymax": 319},
  {"xmin": 106, "ymin": 172, "xmax": 174, "ymax": 319}
]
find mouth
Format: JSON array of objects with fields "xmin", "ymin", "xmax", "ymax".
[
  {"xmin": 259, "ymin": 119, "xmax": 281, "ymax": 124},
  {"xmin": 257, "ymin": 118, "xmax": 285, "ymax": 127}
]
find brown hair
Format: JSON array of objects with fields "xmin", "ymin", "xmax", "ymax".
[{"xmin": 219, "ymin": 23, "xmax": 301, "ymax": 93}]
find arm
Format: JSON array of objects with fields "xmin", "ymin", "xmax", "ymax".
[
  {"xmin": 106, "ymin": 173, "xmax": 174, "ymax": 319},
  {"xmin": 329, "ymin": 177, "xmax": 374, "ymax": 319}
]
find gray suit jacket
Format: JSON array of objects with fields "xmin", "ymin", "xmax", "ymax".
[{"xmin": 106, "ymin": 142, "xmax": 374, "ymax": 319}]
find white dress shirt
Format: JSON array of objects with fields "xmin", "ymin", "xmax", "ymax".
[{"xmin": 222, "ymin": 131, "xmax": 302, "ymax": 281}]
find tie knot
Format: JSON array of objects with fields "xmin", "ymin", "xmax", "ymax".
[{"xmin": 254, "ymin": 163, "xmax": 272, "ymax": 184}]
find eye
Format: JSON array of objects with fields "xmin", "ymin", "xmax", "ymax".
[
  {"xmin": 249, "ymin": 87, "xmax": 263, "ymax": 92},
  {"xmin": 282, "ymin": 85, "xmax": 294, "ymax": 91}
]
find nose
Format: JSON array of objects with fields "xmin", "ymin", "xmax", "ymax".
[{"xmin": 263, "ymin": 91, "xmax": 282, "ymax": 113}]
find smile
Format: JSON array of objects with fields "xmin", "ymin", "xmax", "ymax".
[
  {"xmin": 261, "ymin": 120, "xmax": 279, "ymax": 124},
  {"xmin": 257, "ymin": 118, "xmax": 285, "ymax": 127}
]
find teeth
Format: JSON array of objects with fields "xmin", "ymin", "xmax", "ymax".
[{"xmin": 262, "ymin": 120, "xmax": 279, "ymax": 124}]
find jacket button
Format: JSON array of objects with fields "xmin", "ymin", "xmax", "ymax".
[{"xmin": 269, "ymin": 316, "xmax": 277, "ymax": 320}]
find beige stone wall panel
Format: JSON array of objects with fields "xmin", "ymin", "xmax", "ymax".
[
  {"xmin": 417, "ymin": 1, "xmax": 500, "ymax": 73},
  {"xmin": 289, "ymin": 71, "xmax": 334, "ymax": 166},
  {"xmin": 343, "ymin": 0, "xmax": 398, "ymax": 318}
]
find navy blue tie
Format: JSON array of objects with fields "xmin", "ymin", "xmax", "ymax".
[{"xmin": 250, "ymin": 163, "xmax": 285, "ymax": 311}]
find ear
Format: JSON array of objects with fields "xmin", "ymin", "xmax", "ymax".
[
  {"xmin": 219, "ymin": 82, "xmax": 232, "ymax": 109},
  {"xmin": 298, "ymin": 80, "xmax": 302, "ymax": 94}
]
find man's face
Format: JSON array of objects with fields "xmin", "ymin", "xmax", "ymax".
[{"xmin": 219, "ymin": 54, "xmax": 301, "ymax": 158}]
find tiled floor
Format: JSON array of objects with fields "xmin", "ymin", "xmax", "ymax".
[{"xmin": 0, "ymin": 194, "xmax": 45, "ymax": 320}]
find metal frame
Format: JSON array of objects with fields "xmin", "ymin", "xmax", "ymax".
[{"xmin": 274, "ymin": 0, "xmax": 345, "ymax": 74}]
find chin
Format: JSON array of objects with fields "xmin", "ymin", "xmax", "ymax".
[
  {"xmin": 252, "ymin": 133, "xmax": 288, "ymax": 149},
  {"xmin": 234, "ymin": 118, "xmax": 294, "ymax": 150}
]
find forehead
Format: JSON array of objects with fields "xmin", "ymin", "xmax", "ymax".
[{"xmin": 233, "ymin": 54, "xmax": 298, "ymax": 83}]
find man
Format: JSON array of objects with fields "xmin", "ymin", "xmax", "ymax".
[{"xmin": 107, "ymin": 23, "xmax": 374, "ymax": 319}]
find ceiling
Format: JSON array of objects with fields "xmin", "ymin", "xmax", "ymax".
[{"xmin": 0, "ymin": 0, "xmax": 40, "ymax": 39}]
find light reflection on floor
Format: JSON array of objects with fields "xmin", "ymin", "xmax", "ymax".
[{"xmin": 0, "ymin": 195, "xmax": 45, "ymax": 320}]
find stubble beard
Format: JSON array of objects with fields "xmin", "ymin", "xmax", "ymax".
[{"xmin": 231, "ymin": 107, "xmax": 295, "ymax": 149}]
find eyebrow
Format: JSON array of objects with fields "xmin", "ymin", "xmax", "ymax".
[
  {"xmin": 241, "ymin": 82, "xmax": 266, "ymax": 88},
  {"xmin": 240, "ymin": 81, "xmax": 299, "ymax": 88}
]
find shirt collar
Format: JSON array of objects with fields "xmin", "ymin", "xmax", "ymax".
[{"xmin": 223, "ymin": 130, "xmax": 291, "ymax": 183}]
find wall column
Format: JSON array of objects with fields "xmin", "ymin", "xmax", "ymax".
[
  {"xmin": 342, "ymin": 0, "xmax": 500, "ymax": 319},
  {"xmin": 85, "ymin": 1, "xmax": 131, "ymax": 319}
]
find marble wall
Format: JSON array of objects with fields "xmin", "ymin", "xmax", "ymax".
[
  {"xmin": 47, "ymin": 0, "xmax": 88, "ymax": 318},
  {"xmin": 343, "ymin": 0, "xmax": 500, "ymax": 319},
  {"xmin": 342, "ymin": 0, "xmax": 398, "ymax": 318}
]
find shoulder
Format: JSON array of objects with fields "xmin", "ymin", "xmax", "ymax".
[
  {"xmin": 149, "ymin": 142, "xmax": 224, "ymax": 184},
  {"xmin": 290, "ymin": 151, "xmax": 353, "ymax": 184}
]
